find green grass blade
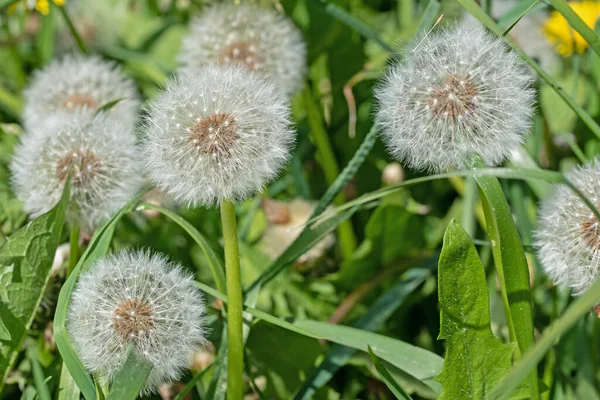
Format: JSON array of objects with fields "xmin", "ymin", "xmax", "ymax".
[
  {"xmin": 58, "ymin": 363, "xmax": 80, "ymax": 400},
  {"xmin": 328, "ymin": 167, "xmax": 600, "ymax": 223},
  {"xmin": 94, "ymin": 98, "xmax": 124, "ymax": 116},
  {"xmin": 197, "ymin": 281, "xmax": 444, "ymax": 387},
  {"xmin": 307, "ymin": 0, "xmax": 395, "ymax": 52},
  {"xmin": 502, "ymin": 0, "xmax": 541, "ymax": 36},
  {"xmin": 246, "ymin": 124, "xmax": 378, "ymax": 291},
  {"xmin": 293, "ymin": 266, "xmax": 435, "ymax": 399},
  {"xmin": 59, "ymin": 5, "xmax": 88, "ymax": 54},
  {"xmin": 471, "ymin": 160, "xmax": 538, "ymax": 399},
  {"xmin": 53, "ymin": 192, "xmax": 147, "ymax": 400},
  {"xmin": 458, "ymin": 0, "xmax": 600, "ymax": 141},
  {"xmin": 0, "ymin": 178, "xmax": 70, "ymax": 392},
  {"xmin": 488, "ymin": 276, "xmax": 600, "ymax": 399},
  {"xmin": 28, "ymin": 348, "xmax": 52, "ymax": 400},
  {"xmin": 368, "ymin": 346, "xmax": 413, "ymax": 400},
  {"xmin": 106, "ymin": 348, "xmax": 152, "ymax": 400},
  {"xmin": 137, "ymin": 201, "xmax": 226, "ymax": 295},
  {"xmin": 547, "ymin": 0, "xmax": 600, "ymax": 56},
  {"xmin": 418, "ymin": 0, "xmax": 442, "ymax": 32}
]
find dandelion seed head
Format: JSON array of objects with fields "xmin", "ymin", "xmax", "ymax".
[
  {"xmin": 535, "ymin": 160, "xmax": 600, "ymax": 295},
  {"xmin": 10, "ymin": 110, "xmax": 144, "ymax": 232},
  {"xmin": 375, "ymin": 24, "xmax": 535, "ymax": 173},
  {"xmin": 143, "ymin": 65, "xmax": 295, "ymax": 207},
  {"xmin": 23, "ymin": 54, "xmax": 139, "ymax": 130},
  {"xmin": 179, "ymin": 3, "xmax": 306, "ymax": 97},
  {"xmin": 67, "ymin": 250, "xmax": 207, "ymax": 394}
]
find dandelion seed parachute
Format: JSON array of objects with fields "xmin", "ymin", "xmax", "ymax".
[
  {"xmin": 10, "ymin": 111, "xmax": 143, "ymax": 232},
  {"xmin": 67, "ymin": 250, "xmax": 207, "ymax": 394},
  {"xmin": 22, "ymin": 54, "xmax": 139, "ymax": 130},
  {"xmin": 535, "ymin": 160, "xmax": 600, "ymax": 295},
  {"xmin": 375, "ymin": 24, "xmax": 535, "ymax": 173},
  {"xmin": 143, "ymin": 64, "xmax": 295, "ymax": 207},
  {"xmin": 179, "ymin": 3, "xmax": 306, "ymax": 98}
]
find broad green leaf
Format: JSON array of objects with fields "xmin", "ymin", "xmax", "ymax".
[
  {"xmin": 106, "ymin": 348, "xmax": 153, "ymax": 400},
  {"xmin": 294, "ymin": 266, "xmax": 435, "ymax": 400},
  {"xmin": 246, "ymin": 322, "xmax": 323, "ymax": 398},
  {"xmin": 306, "ymin": 0, "xmax": 395, "ymax": 52},
  {"xmin": 435, "ymin": 220, "xmax": 522, "ymax": 399},
  {"xmin": 0, "ymin": 179, "xmax": 70, "ymax": 391},
  {"xmin": 54, "ymin": 192, "xmax": 146, "ymax": 400},
  {"xmin": 368, "ymin": 346, "xmax": 413, "ymax": 400}
]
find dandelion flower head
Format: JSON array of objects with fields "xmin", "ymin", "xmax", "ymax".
[
  {"xmin": 67, "ymin": 250, "xmax": 207, "ymax": 393},
  {"xmin": 535, "ymin": 159, "xmax": 600, "ymax": 295},
  {"xmin": 143, "ymin": 64, "xmax": 294, "ymax": 207},
  {"xmin": 10, "ymin": 111, "xmax": 143, "ymax": 232},
  {"xmin": 23, "ymin": 54, "xmax": 139, "ymax": 130},
  {"xmin": 179, "ymin": 3, "xmax": 306, "ymax": 97},
  {"xmin": 543, "ymin": 1, "xmax": 600, "ymax": 57},
  {"xmin": 375, "ymin": 24, "xmax": 535, "ymax": 173}
]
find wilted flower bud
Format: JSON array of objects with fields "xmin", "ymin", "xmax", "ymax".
[
  {"xmin": 381, "ymin": 162, "xmax": 404, "ymax": 186},
  {"xmin": 179, "ymin": 3, "xmax": 306, "ymax": 97},
  {"xmin": 67, "ymin": 250, "xmax": 207, "ymax": 394},
  {"xmin": 259, "ymin": 198, "xmax": 335, "ymax": 266},
  {"xmin": 375, "ymin": 24, "xmax": 535, "ymax": 173},
  {"xmin": 10, "ymin": 111, "xmax": 144, "ymax": 232},
  {"xmin": 23, "ymin": 54, "xmax": 139, "ymax": 130},
  {"xmin": 535, "ymin": 160, "xmax": 600, "ymax": 296},
  {"xmin": 143, "ymin": 65, "xmax": 295, "ymax": 207}
]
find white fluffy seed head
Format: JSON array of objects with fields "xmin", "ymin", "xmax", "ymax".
[
  {"xmin": 375, "ymin": 24, "xmax": 535, "ymax": 173},
  {"xmin": 535, "ymin": 160, "xmax": 600, "ymax": 296},
  {"xmin": 179, "ymin": 3, "xmax": 306, "ymax": 98},
  {"xmin": 67, "ymin": 250, "xmax": 207, "ymax": 394},
  {"xmin": 23, "ymin": 54, "xmax": 140, "ymax": 131},
  {"xmin": 143, "ymin": 64, "xmax": 295, "ymax": 207},
  {"xmin": 10, "ymin": 110, "xmax": 144, "ymax": 232}
]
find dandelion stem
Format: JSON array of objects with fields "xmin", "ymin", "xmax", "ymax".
[
  {"xmin": 220, "ymin": 199, "xmax": 244, "ymax": 400},
  {"xmin": 68, "ymin": 225, "xmax": 80, "ymax": 277}
]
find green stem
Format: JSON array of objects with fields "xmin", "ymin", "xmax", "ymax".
[
  {"xmin": 220, "ymin": 199, "xmax": 244, "ymax": 400},
  {"xmin": 303, "ymin": 88, "xmax": 357, "ymax": 260},
  {"xmin": 541, "ymin": 349, "xmax": 555, "ymax": 400},
  {"xmin": 68, "ymin": 225, "xmax": 80, "ymax": 277},
  {"xmin": 461, "ymin": 177, "xmax": 477, "ymax": 237},
  {"xmin": 397, "ymin": 0, "xmax": 414, "ymax": 31},
  {"xmin": 59, "ymin": 5, "xmax": 88, "ymax": 54}
]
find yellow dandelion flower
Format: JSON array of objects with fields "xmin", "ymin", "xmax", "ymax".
[
  {"xmin": 9, "ymin": 0, "xmax": 65, "ymax": 15},
  {"xmin": 543, "ymin": 1, "xmax": 600, "ymax": 56}
]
